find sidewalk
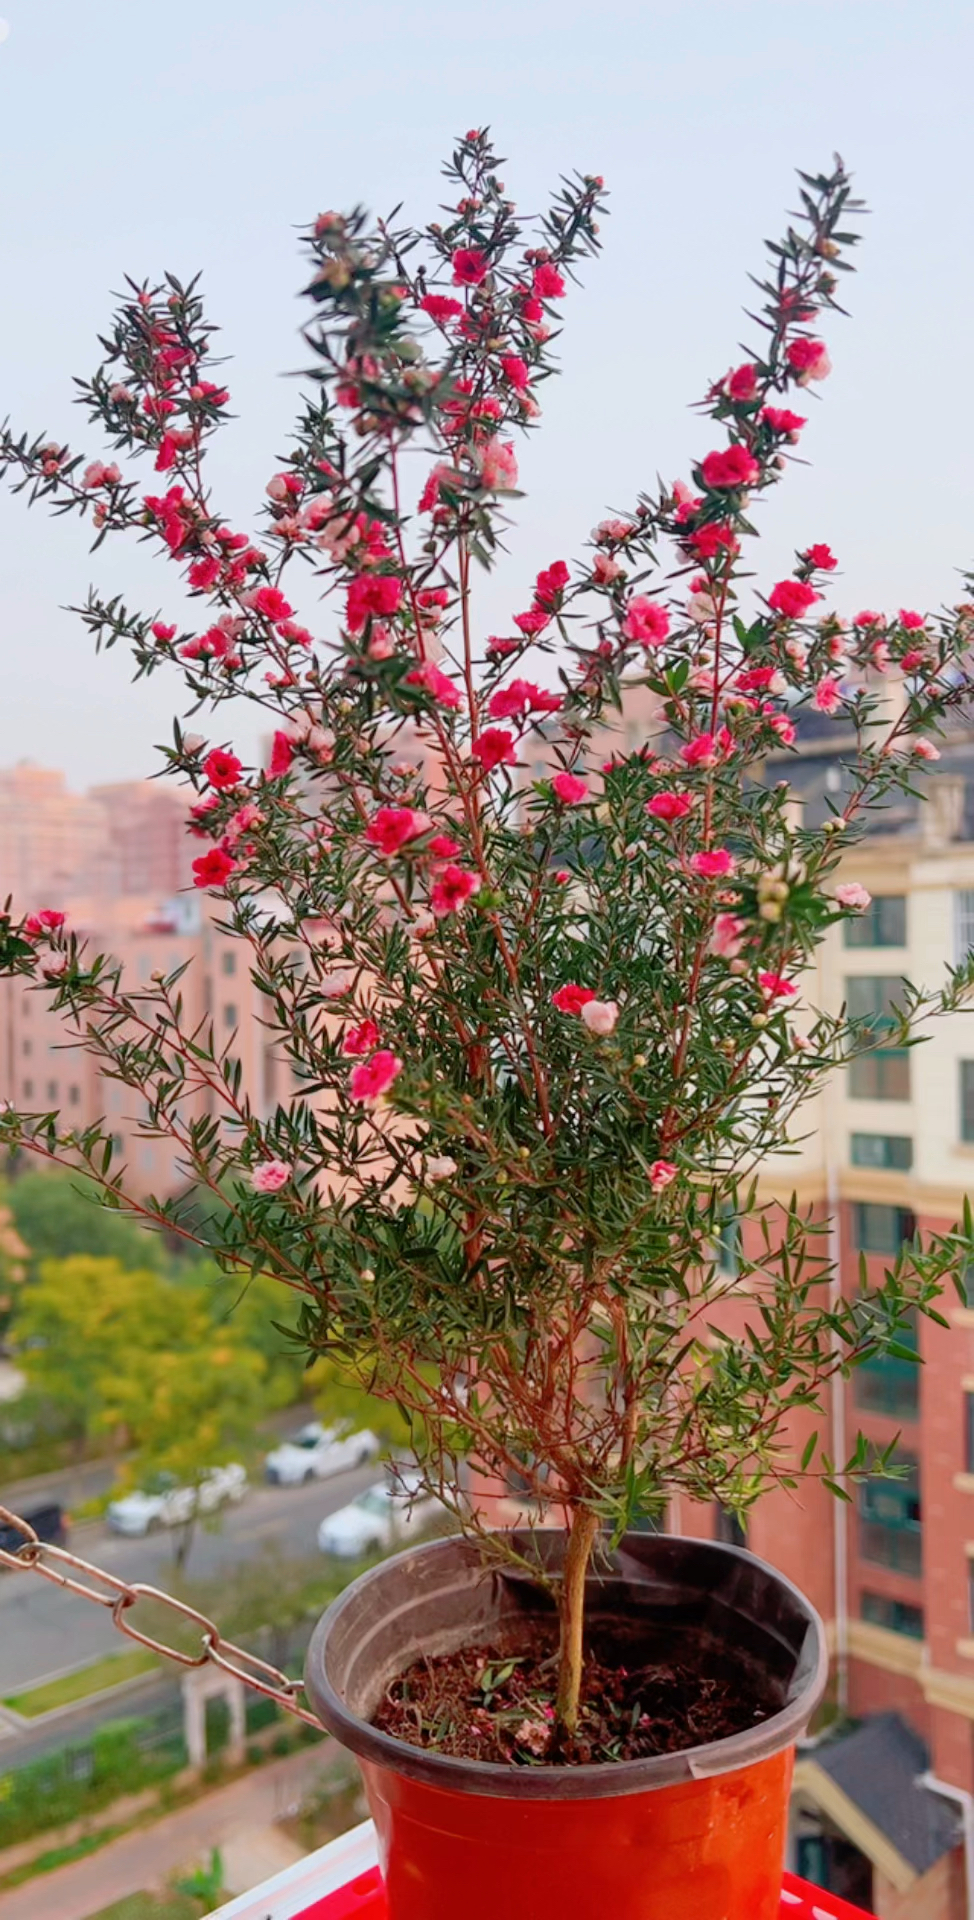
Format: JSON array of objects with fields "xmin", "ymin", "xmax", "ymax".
[{"xmin": 0, "ymin": 1744, "xmax": 332, "ymax": 1920}]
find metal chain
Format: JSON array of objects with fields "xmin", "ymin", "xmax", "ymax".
[{"xmin": 0, "ymin": 1504, "xmax": 324, "ymax": 1730}]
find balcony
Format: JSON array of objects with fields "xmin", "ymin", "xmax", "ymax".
[{"xmin": 210, "ymin": 1817, "xmax": 876, "ymax": 1919}]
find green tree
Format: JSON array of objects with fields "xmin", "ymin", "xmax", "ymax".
[
  {"xmin": 15, "ymin": 1256, "xmax": 269, "ymax": 1567},
  {"xmin": 3, "ymin": 1171, "xmax": 166, "ymax": 1277}
]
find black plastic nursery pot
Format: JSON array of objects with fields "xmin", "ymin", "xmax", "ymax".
[{"xmin": 305, "ymin": 1531, "xmax": 828, "ymax": 1920}]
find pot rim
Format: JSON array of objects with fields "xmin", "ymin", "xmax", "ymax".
[{"xmin": 304, "ymin": 1531, "xmax": 829, "ymax": 1801}]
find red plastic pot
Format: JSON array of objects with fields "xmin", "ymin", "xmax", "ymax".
[{"xmin": 305, "ymin": 1532, "xmax": 828, "ymax": 1920}]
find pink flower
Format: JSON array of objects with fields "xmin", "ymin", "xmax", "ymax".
[
  {"xmin": 349, "ymin": 1050, "xmax": 403, "ymax": 1105},
  {"xmin": 786, "ymin": 337, "xmax": 832, "ymax": 384},
  {"xmin": 534, "ymin": 560, "xmax": 570, "ymax": 608},
  {"xmin": 552, "ymin": 984, "xmax": 596, "ymax": 1015},
  {"xmin": 710, "ymin": 913, "xmax": 746, "ymax": 959},
  {"xmin": 488, "ymin": 679, "xmax": 562, "ymax": 721},
  {"xmin": 804, "ymin": 544, "xmax": 837, "ymax": 571},
  {"xmin": 500, "ymin": 354, "xmax": 530, "ymax": 391},
  {"xmin": 854, "ymin": 609, "xmax": 883, "ymax": 629},
  {"xmin": 691, "ymin": 849, "xmax": 736, "ymax": 879},
  {"xmin": 428, "ymin": 834, "xmax": 462, "ymax": 859},
  {"xmin": 346, "ymin": 574, "xmax": 403, "ymax": 633},
  {"xmin": 405, "ymin": 661, "xmax": 463, "ymax": 709},
  {"xmin": 760, "ymin": 406, "xmax": 806, "ymax": 439},
  {"xmin": 514, "ymin": 607, "xmax": 549, "ymax": 636},
  {"xmin": 813, "ymin": 677, "xmax": 842, "ymax": 715},
  {"xmin": 471, "ymin": 728, "xmax": 518, "ymax": 772},
  {"xmin": 365, "ymin": 806, "xmax": 430, "ymax": 856},
  {"xmin": 700, "ymin": 445, "xmax": 760, "ymax": 490},
  {"xmin": 478, "ymin": 438, "xmax": 519, "ymax": 491},
  {"xmin": 835, "ymin": 882, "xmax": 871, "ymax": 912},
  {"xmin": 250, "ymin": 585, "xmax": 295, "ymax": 623},
  {"xmin": 188, "ymin": 555, "xmax": 222, "ymax": 592},
  {"xmin": 269, "ymin": 731, "xmax": 295, "ymax": 777},
  {"xmin": 899, "ymin": 609, "xmax": 926, "ymax": 630},
  {"xmin": 192, "ymin": 847, "xmax": 236, "ymax": 888},
  {"xmin": 343, "ymin": 1018, "xmax": 382, "ymax": 1056},
  {"xmin": 913, "ymin": 738, "xmax": 940, "ymax": 760},
  {"xmin": 593, "ymin": 553, "xmax": 624, "ymax": 585},
  {"xmin": 681, "ymin": 733, "xmax": 718, "ymax": 769},
  {"xmin": 421, "ymin": 293, "xmax": 464, "ymax": 323},
  {"xmin": 581, "ymin": 999, "xmax": 619, "ymax": 1036},
  {"xmin": 768, "ymin": 579, "xmax": 818, "ymax": 620},
  {"xmin": 759, "ymin": 971, "xmax": 798, "ymax": 999},
  {"xmin": 649, "ymin": 1160, "xmax": 678, "ymax": 1193},
  {"xmin": 551, "ymin": 771, "xmax": 588, "ymax": 805},
  {"xmin": 152, "ymin": 621, "xmax": 177, "ymax": 643},
  {"xmin": 251, "ymin": 1160, "xmax": 292, "ymax": 1194},
  {"xmin": 430, "ymin": 865, "xmax": 478, "ymax": 916},
  {"xmin": 623, "ymin": 596, "xmax": 671, "ymax": 648},
  {"xmin": 203, "ymin": 748, "xmax": 243, "ymax": 790},
  {"xmin": 24, "ymin": 909, "xmax": 66, "ymax": 939},
  {"xmin": 647, "ymin": 792, "xmax": 693, "ymax": 823},
  {"xmin": 82, "ymin": 460, "xmax": 121, "ymax": 489},
  {"xmin": 417, "ymin": 462, "xmax": 458, "ymax": 513},
  {"xmin": 452, "ymin": 247, "xmax": 490, "ymax": 286},
  {"xmin": 770, "ymin": 714, "xmax": 797, "ymax": 747},
  {"xmin": 725, "ymin": 363, "xmax": 759, "ymax": 402},
  {"xmin": 735, "ymin": 666, "xmax": 782, "ymax": 694},
  {"xmin": 533, "ymin": 262, "xmax": 567, "ymax": 300}
]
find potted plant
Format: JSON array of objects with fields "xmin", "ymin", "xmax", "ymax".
[{"xmin": 2, "ymin": 130, "xmax": 972, "ymax": 1919}]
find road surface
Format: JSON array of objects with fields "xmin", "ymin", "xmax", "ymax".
[{"xmin": 0, "ymin": 1461, "xmax": 380, "ymax": 1695}]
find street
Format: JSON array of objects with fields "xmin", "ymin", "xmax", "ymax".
[{"xmin": 0, "ymin": 1461, "xmax": 380, "ymax": 1695}]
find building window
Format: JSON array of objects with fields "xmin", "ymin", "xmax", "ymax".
[
  {"xmin": 956, "ymin": 891, "xmax": 974, "ymax": 964},
  {"xmin": 860, "ymin": 1591, "xmax": 924, "ymax": 1639},
  {"xmin": 221, "ymin": 951, "xmax": 237, "ymax": 976},
  {"xmin": 851, "ymin": 1203, "xmax": 916, "ymax": 1256},
  {"xmin": 68, "ymin": 1084, "xmax": 80, "ymax": 1106},
  {"xmin": 46, "ymin": 1080, "xmax": 57, "ymax": 1103},
  {"xmin": 846, "ymin": 975, "xmax": 906, "ymax": 1028},
  {"xmin": 858, "ymin": 1455, "xmax": 922, "ymax": 1576},
  {"xmin": 223, "ymin": 1003, "xmax": 238, "ymax": 1029},
  {"xmin": 849, "ymin": 1049, "xmax": 911, "ymax": 1101},
  {"xmin": 854, "ymin": 1308, "xmax": 919, "ymax": 1419},
  {"xmin": 22, "ymin": 1079, "xmax": 33, "ymax": 1099},
  {"xmin": 845, "ymin": 895, "xmax": 907, "ymax": 949},
  {"xmin": 961, "ymin": 1063, "xmax": 974, "ymax": 1144},
  {"xmin": 21, "ymin": 1039, "xmax": 31, "ymax": 1058},
  {"xmin": 715, "ymin": 1505, "xmax": 748, "ymax": 1549},
  {"xmin": 850, "ymin": 1132, "xmax": 913, "ymax": 1171},
  {"xmin": 111, "ymin": 1133, "xmax": 124, "ymax": 1156}
]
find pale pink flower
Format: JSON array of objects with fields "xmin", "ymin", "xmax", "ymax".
[
  {"xmin": 592, "ymin": 553, "xmax": 624, "ymax": 585},
  {"xmin": 710, "ymin": 913, "xmax": 746, "ymax": 958},
  {"xmin": 425, "ymin": 1155, "xmax": 457, "ymax": 1180},
  {"xmin": 835, "ymin": 882, "xmax": 871, "ymax": 911},
  {"xmin": 580, "ymin": 999, "xmax": 619, "ymax": 1036},
  {"xmin": 251, "ymin": 1160, "xmax": 292, "ymax": 1194},
  {"xmin": 913, "ymin": 738, "xmax": 941, "ymax": 760},
  {"xmin": 593, "ymin": 518, "xmax": 634, "ymax": 544},
  {"xmin": 687, "ymin": 590, "xmax": 717, "ymax": 625},
  {"xmin": 478, "ymin": 438, "xmax": 519, "ymax": 491}
]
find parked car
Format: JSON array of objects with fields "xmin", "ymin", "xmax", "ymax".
[
  {"xmin": 317, "ymin": 1473, "xmax": 446, "ymax": 1558},
  {"xmin": 106, "ymin": 1463, "xmax": 247, "ymax": 1536},
  {"xmin": 0, "ymin": 1501, "xmax": 68, "ymax": 1561},
  {"xmin": 264, "ymin": 1422, "xmax": 380, "ymax": 1487}
]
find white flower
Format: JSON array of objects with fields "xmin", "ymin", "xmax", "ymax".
[{"xmin": 426, "ymin": 1156, "xmax": 457, "ymax": 1180}]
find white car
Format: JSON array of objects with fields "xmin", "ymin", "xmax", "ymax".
[
  {"xmin": 106, "ymin": 1463, "xmax": 247, "ymax": 1536},
  {"xmin": 264, "ymin": 1422, "xmax": 381, "ymax": 1487},
  {"xmin": 317, "ymin": 1474, "xmax": 446, "ymax": 1558}
]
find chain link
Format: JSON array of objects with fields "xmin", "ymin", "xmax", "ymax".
[{"xmin": 0, "ymin": 1504, "xmax": 324, "ymax": 1731}]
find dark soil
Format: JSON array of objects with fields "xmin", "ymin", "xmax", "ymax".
[{"xmin": 373, "ymin": 1618, "xmax": 783, "ymax": 1767}]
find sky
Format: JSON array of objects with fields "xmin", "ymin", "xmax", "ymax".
[{"xmin": 1, "ymin": 0, "xmax": 973, "ymax": 789}]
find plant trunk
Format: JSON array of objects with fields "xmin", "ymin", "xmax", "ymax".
[{"xmin": 555, "ymin": 1507, "xmax": 599, "ymax": 1738}]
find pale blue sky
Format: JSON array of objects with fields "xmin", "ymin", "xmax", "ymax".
[{"xmin": 1, "ymin": 0, "xmax": 973, "ymax": 786}]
